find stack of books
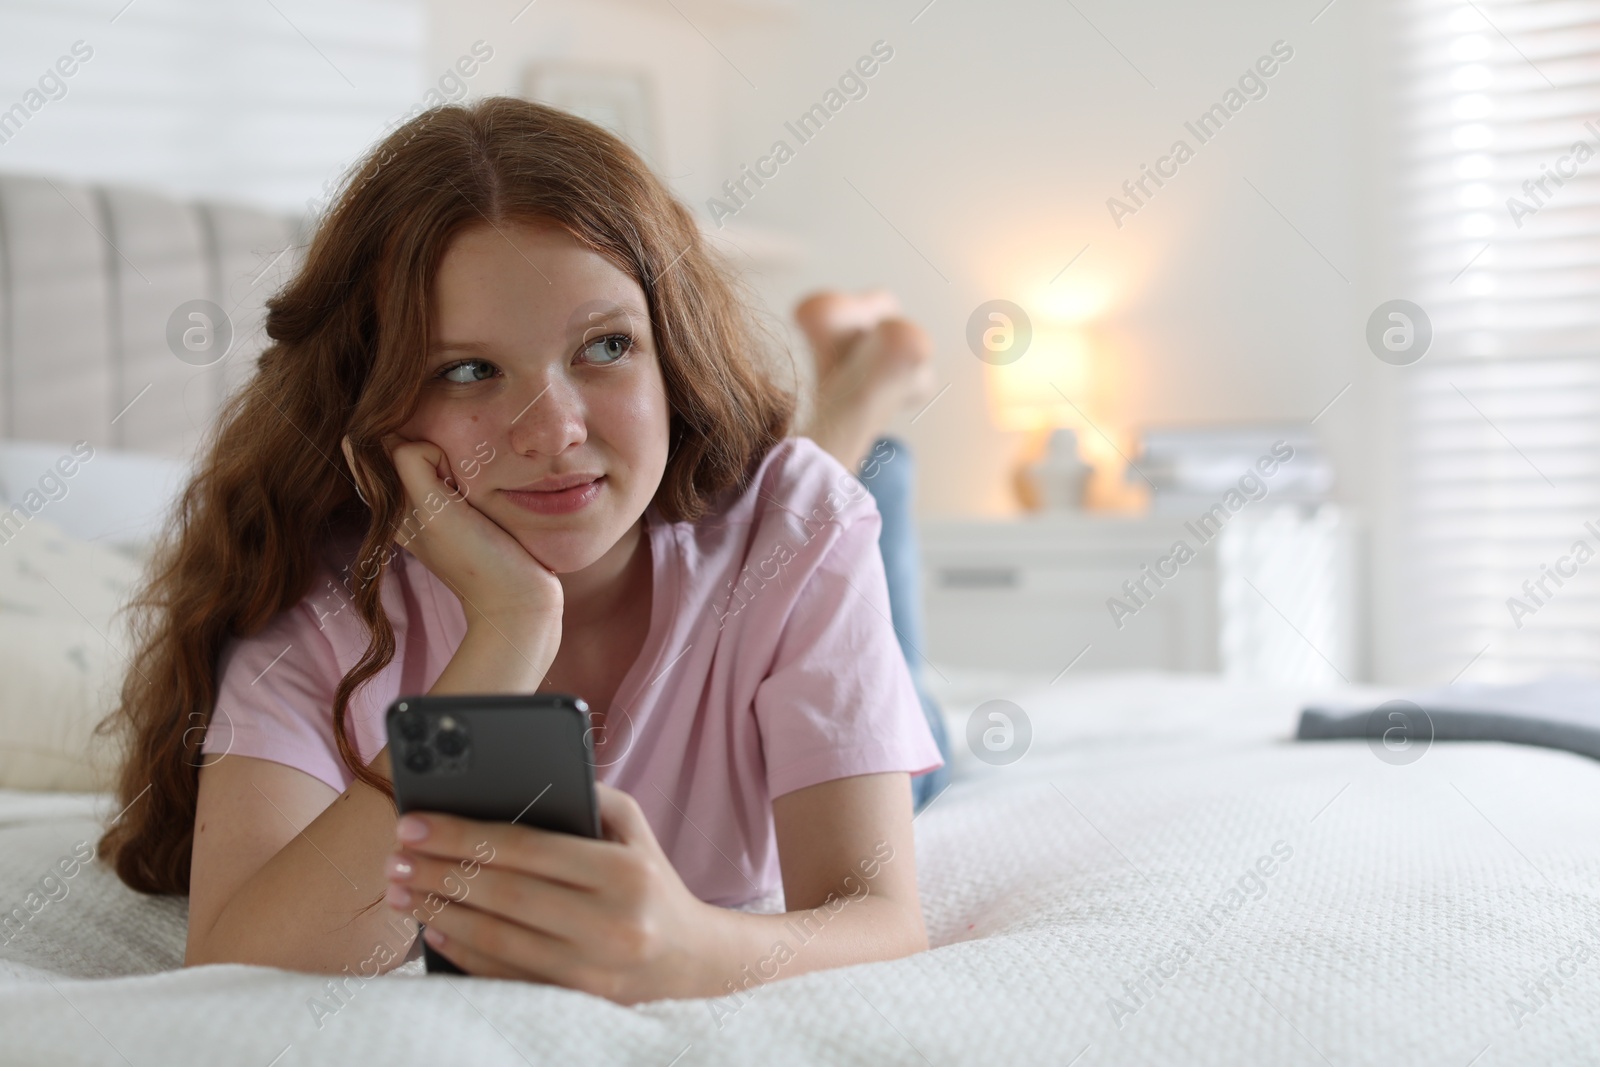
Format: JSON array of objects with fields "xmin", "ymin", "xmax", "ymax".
[{"xmin": 1129, "ymin": 424, "xmax": 1334, "ymax": 516}]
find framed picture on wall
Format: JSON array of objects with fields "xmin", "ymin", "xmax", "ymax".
[{"xmin": 521, "ymin": 64, "xmax": 659, "ymax": 163}]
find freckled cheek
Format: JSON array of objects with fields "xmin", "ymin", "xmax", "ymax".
[{"xmin": 405, "ymin": 407, "xmax": 487, "ymax": 478}]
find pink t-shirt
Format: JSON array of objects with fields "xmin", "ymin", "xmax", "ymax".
[{"xmin": 201, "ymin": 435, "xmax": 942, "ymax": 908}]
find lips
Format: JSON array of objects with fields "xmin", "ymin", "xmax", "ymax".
[
  {"xmin": 505, "ymin": 472, "xmax": 602, "ymax": 493},
  {"xmin": 502, "ymin": 475, "xmax": 605, "ymax": 516}
]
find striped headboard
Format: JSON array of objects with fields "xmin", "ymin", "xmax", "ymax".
[{"xmin": 0, "ymin": 175, "xmax": 304, "ymax": 462}]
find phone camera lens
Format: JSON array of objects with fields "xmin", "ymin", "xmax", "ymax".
[
  {"xmin": 396, "ymin": 711, "xmax": 427, "ymax": 742},
  {"xmin": 434, "ymin": 727, "xmax": 467, "ymax": 758},
  {"xmin": 404, "ymin": 745, "xmax": 436, "ymax": 774}
]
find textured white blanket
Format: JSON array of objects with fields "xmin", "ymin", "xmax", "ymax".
[{"xmin": 3, "ymin": 674, "xmax": 1599, "ymax": 1066}]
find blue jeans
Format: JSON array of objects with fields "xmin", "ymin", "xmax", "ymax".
[{"xmin": 856, "ymin": 436, "xmax": 952, "ymax": 814}]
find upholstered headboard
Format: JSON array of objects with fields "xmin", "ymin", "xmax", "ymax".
[{"xmin": 0, "ymin": 175, "xmax": 304, "ymax": 461}]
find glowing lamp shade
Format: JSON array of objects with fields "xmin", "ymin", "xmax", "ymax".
[{"xmin": 983, "ymin": 325, "xmax": 1093, "ymax": 433}]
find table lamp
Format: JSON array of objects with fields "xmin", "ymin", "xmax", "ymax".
[
  {"xmin": 983, "ymin": 324, "xmax": 1095, "ymax": 510},
  {"xmin": 972, "ymin": 321, "xmax": 1152, "ymax": 511}
]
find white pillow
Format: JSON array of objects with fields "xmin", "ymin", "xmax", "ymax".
[
  {"xmin": 0, "ymin": 512, "xmax": 144, "ymax": 791},
  {"xmin": 0, "ymin": 439, "xmax": 190, "ymax": 556}
]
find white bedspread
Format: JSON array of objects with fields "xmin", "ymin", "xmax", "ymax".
[{"xmin": 3, "ymin": 673, "xmax": 1599, "ymax": 1066}]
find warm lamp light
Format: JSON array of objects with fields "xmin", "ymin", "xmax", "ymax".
[
  {"xmin": 980, "ymin": 321, "xmax": 1148, "ymax": 513},
  {"xmin": 983, "ymin": 324, "xmax": 1095, "ymax": 510},
  {"xmin": 982, "ymin": 324, "xmax": 1093, "ymax": 433}
]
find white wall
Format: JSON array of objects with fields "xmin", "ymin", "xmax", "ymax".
[
  {"xmin": 417, "ymin": 0, "xmax": 730, "ymax": 213},
  {"xmin": 710, "ymin": 0, "xmax": 1381, "ymax": 517}
]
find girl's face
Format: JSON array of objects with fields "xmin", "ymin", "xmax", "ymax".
[{"xmin": 395, "ymin": 217, "xmax": 671, "ymax": 575}]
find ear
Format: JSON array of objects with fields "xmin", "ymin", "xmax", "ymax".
[{"xmin": 341, "ymin": 434, "xmax": 372, "ymax": 508}]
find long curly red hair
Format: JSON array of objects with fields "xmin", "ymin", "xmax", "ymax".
[{"xmin": 95, "ymin": 96, "xmax": 796, "ymax": 896}]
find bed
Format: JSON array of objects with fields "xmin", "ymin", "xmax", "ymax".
[
  {"xmin": 3, "ymin": 176, "xmax": 1599, "ymax": 1066},
  {"xmin": 4, "ymin": 655, "xmax": 1600, "ymax": 1064}
]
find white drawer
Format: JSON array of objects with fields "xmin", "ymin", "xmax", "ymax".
[{"xmin": 918, "ymin": 515, "xmax": 1221, "ymax": 675}]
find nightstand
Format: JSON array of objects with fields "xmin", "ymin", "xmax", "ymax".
[
  {"xmin": 918, "ymin": 513, "xmax": 1220, "ymax": 678},
  {"xmin": 918, "ymin": 505, "xmax": 1361, "ymax": 682}
]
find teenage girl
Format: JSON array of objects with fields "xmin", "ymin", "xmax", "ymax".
[{"xmin": 96, "ymin": 96, "xmax": 949, "ymax": 1003}]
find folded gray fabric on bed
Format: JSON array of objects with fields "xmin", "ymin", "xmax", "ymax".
[{"xmin": 1296, "ymin": 677, "xmax": 1600, "ymax": 761}]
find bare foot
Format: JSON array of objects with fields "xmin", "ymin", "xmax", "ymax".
[
  {"xmin": 795, "ymin": 289, "xmax": 901, "ymax": 381},
  {"xmin": 794, "ymin": 289, "xmax": 937, "ymax": 471}
]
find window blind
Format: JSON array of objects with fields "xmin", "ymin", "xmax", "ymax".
[{"xmin": 1398, "ymin": 0, "xmax": 1600, "ymax": 681}]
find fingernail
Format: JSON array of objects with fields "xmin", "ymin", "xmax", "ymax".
[
  {"xmin": 385, "ymin": 853, "xmax": 414, "ymax": 881},
  {"xmin": 385, "ymin": 882, "xmax": 412, "ymax": 909},
  {"xmin": 397, "ymin": 815, "xmax": 428, "ymax": 842}
]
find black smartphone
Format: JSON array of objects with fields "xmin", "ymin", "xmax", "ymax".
[{"xmin": 384, "ymin": 692, "xmax": 601, "ymax": 975}]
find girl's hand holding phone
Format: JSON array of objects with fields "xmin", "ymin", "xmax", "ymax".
[
  {"xmin": 384, "ymin": 781, "xmax": 728, "ymax": 1003},
  {"xmin": 341, "ymin": 433, "xmax": 564, "ymax": 633}
]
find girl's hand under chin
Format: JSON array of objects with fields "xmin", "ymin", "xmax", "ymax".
[
  {"xmin": 341, "ymin": 432, "xmax": 565, "ymax": 632},
  {"xmin": 383, "ymin": 781, "xmax": 729, "ymax": 1004}
]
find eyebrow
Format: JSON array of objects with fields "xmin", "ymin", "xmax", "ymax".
[
  {"xmin": 573, "ymin": 305, "xmax": 645, "ymax": 335},
  {"xmin": 426, "ymin": 304, "xmax": 648, "ymax": 358}
]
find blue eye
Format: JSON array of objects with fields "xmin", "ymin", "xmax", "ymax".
[
  {"xmin": 436, "ymin": 359, "xmax": 496, "ymax": 384},
  {"xmin": 584, "ymin": 333, "xmax": 634, "ymax": 364}
]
